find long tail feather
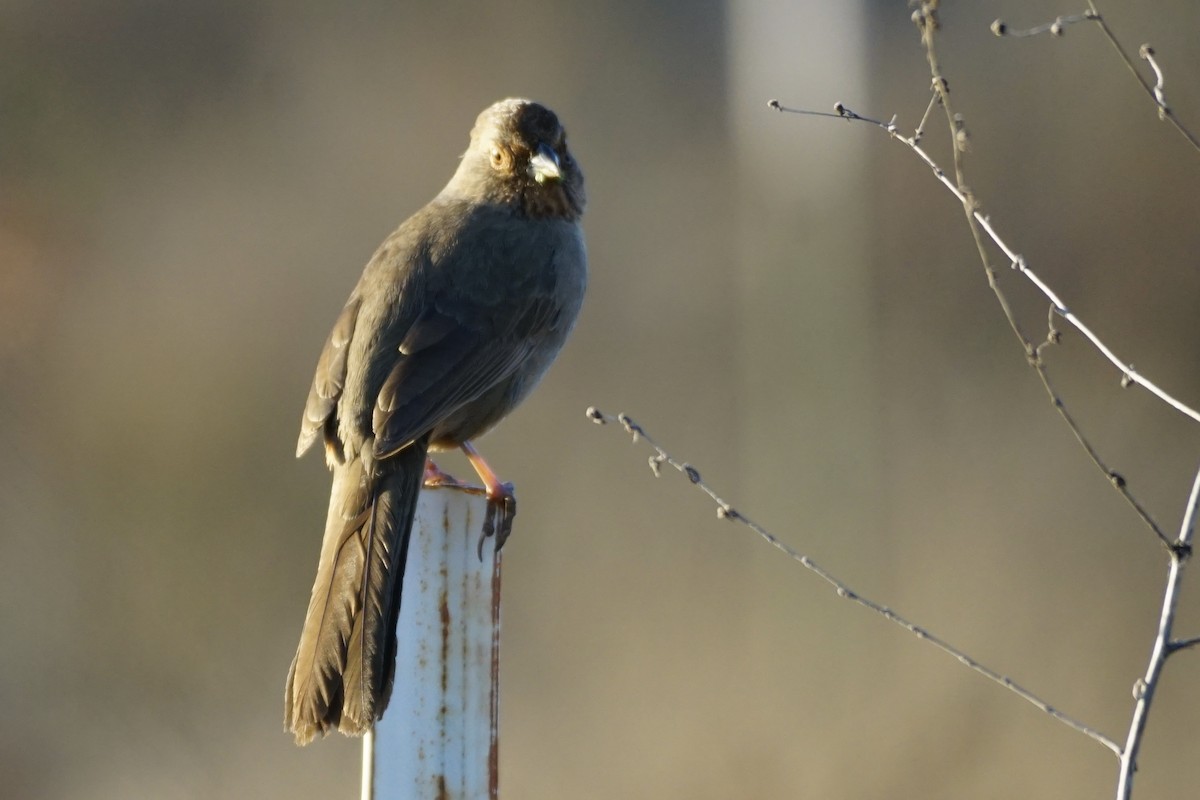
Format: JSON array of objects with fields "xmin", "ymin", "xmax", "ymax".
[{"xmin": 284, "ymin": 437, "xmax": 428, "ymax": 744}]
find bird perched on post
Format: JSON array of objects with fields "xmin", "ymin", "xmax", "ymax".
[{"xmin": 285, "ymin": 98, "xmax": 586, "ymax": 745}]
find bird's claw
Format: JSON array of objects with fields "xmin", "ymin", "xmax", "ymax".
[{"xmin": 476, "ymin": 482, "xmax": 516, "ymax": 560}]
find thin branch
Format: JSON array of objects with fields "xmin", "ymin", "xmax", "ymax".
[
  {"xmin": 1033, "ymin": 327, "xmax": 1173, "ymax": 549},
  {"xmin": 1138, "ymin": 45, "xmax": 1168, "ymax": 119},
  {"xmin": 770, "ymin": 96, "xmax": 1200, "ymax": 429},
  {"xmin": 913, "ymin": 89, "xmax": 938, "ymax": 144},
  {"xmin": 990, "ymin": 12, "xmax": 1097, "ymax": 39},
  {"xmin": 994, "ymin": 3, "xmax": 1200, "ymax": 153},
  {"xmin": 1116, "ymin": 464, "xmax": 1199, "ymax": 799},
  {"xmin": 586, "ymin": 407, "xmax": 1124, "ymax": 757},
  {"xmin": 919, "ymin": 3, "xmax": 1184, "ymax": 546},
  {"xmin": 764, "ymin": 8, "xmax": 1198, "ymax": 797},
  {"xmin": 1167, "ymin": 635, "xmax": 1200, "ymax": 654},
  {"xmin": 1087, "ymin": 1, "xmax": 1200, "ymax": 151},
  {"xmin": 769, "ymin": 97, "xmax": 1176, "ymax": 549}
]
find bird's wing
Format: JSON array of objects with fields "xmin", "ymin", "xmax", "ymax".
[
  {"xmin": 297, "ymin": 296, "xmax": 361, "ymax": 458},
  {"xmin": 372, "ymin": 286, "xmax": 561, "ymax": 458}
]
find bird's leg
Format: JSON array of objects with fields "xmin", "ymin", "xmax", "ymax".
[
  {"xmin": 460, "ymin": 441, "xmax": 516, "ymax": 556},
  {"xmin": 423, "ymin": 459, "xmax": 466, "ymax": 488}
]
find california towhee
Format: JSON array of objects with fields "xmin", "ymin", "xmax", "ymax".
[{"xmin": 284, "ymin": 98, "xmax": 586, "ymax": 744}]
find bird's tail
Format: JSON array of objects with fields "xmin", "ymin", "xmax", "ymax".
[{"xmin": 284, "ymin": 436, "xmax": 429, "ymax": 745}]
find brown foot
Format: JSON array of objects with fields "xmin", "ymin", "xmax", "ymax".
[
  {"xmin": 461, "ymin": 441, "xmax": 517, "ymax": 558},
  {"xmin": 480, "ymin": 482, "xmax": 516, "ymax": 557}
]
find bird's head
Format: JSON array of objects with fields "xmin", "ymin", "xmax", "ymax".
[{"xmin": 452, "ymin": 98, "xmax": 585, "ymax": 221}]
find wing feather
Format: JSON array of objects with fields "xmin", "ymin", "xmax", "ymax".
[
  {"xmin": 297, "ymin": 297, "xmax": 361, "ymax": 458},
  {"xmin": 372, "ymin": 292, "xmax": 560, "ymax": 457}
]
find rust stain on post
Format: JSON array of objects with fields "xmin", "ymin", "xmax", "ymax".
[
  {"xmin": 489, "ymin": 551, "xmax": 502, "ymax": 800},
  {"xmin": 439, "ymin": 586, "xmax": 451, "ymax": 696}
]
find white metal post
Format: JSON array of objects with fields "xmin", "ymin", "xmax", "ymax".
[{"xmin": 364, "ymin": 486, "xmax": 501, "ymax": 800}]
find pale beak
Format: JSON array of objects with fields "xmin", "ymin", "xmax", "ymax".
[{"xmin": 529, "ymin": 142, "xmax": 562, "ymax": 184}]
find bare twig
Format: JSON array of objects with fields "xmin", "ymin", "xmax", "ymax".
[
  {"xmin": 586, "ymin": 407, "xmax": 1124, "ymax": 756},
  {"xmin": 909, "ymin": 24, "xmax": 1199, "ymax": 791},
  {"xmin": 769, "ymin": 96, "xmax": 1176, "ymax": 549},
  {"xmin": 1138, "ymin": 45, "xmax": 1168, "ymax": 120},
  {"xmin": 771, "ymin": 97, "xmax": 1200, "ymax": 433},
  {"xmin": 913, "ymin": 89, "xmax": 938, "ymax": 143},
  {"xmin": 1168, "ymin": 635, "xmax": 1200, "ymax": 654},
  {"xmin": 1087, "ymin": 1, "xmax": 1200, "ymax": 151},
  {"xmin": 765, "ymin": 6, "xmax": 1200, "ymax": 797},
  {"xmin": 1033, "ymin": 359, "xmax": 1171, "ymax": 549},
  {"xmin": 1116, "ymin": 465, "xmax": 1199, "ymax": 799},
  {"xmin": 922, "ymin": 3, "xmax": 1187, "ymax": 545},
  {"xmin": 994, "ymin": 3, "xmax": 1200, "ymax": 152},
  {"xmin": 990, "ymin": 11, "xmax": 1097, "ymax": 39}
]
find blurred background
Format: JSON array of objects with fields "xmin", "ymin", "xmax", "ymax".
[{"xmin": 3, "ymin": 1, "xmax": 1199, "ymax": 797}]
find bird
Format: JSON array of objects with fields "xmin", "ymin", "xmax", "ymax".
[{"xmin": 284, "ymin": 98, "xmax": 587, "ymax": 745}]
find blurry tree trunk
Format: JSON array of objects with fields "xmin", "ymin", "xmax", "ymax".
[{"xmin": 727, "ymin": 0, "xmax": 884, "ymax": 663}]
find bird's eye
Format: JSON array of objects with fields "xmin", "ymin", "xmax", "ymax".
[{"xmin": 490, "ymin": 147, "xmax": 512, "ymax": 171}]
